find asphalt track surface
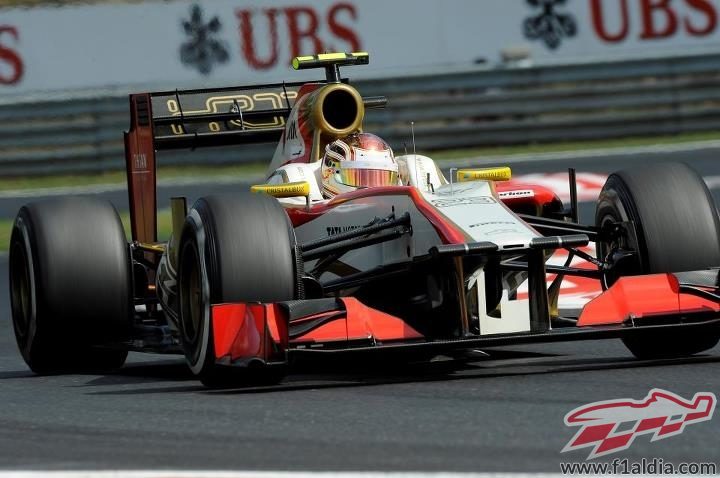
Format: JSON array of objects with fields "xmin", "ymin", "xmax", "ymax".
[{"xmin": 1, "ymin": 150, "xmax": 720, "ymax": 471}]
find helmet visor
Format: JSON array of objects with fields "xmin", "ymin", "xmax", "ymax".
[{"xmin": 336, "ymin": 168, "xmax": 399, "ymax": 188}]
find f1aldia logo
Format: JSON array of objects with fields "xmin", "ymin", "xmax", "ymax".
[
  {"xmin": 524, "ymin": 0, "xmax": 577, "ymax": 49},
  {"xmin": 180, "ymin": 4, "xmax": 230, "ymax": 75},
  {"xmin": 561, "ymin": 389, "xmax": 716, "ymax": 460}
]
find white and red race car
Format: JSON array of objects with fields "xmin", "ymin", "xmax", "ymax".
[{"xmin": 9, "ymin": 52, "xmax": 720, "ymax": 386}]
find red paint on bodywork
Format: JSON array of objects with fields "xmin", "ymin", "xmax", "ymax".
[
  {"xmin": 496, "ymin": 181, "xmax": 564, "ymax": 215},
  {"xmin": 124, "ymin": 94, "xmax": 157, "ymax": 243},
  {"xmin": 286, "ymin": 182, "xmax": 562, "ymax": 242},
  {"xmin": 678, "ymin": 290, "xmax": 720, "ymax": 314},
  {"xmin": 290, "ymin": 298, "xmax": 423, "ymax": 344},
  {"xmin": 212, "ymin": 303, "xmax": 287, "ymax": 363},
  {"xmin": 212, "ymin": 298, "xmax": 423, "ymax": 358},
  {"xmin": 280, "ymin": 83, "xmax": 322, "ymax": 167},
  {"xmin": 578, "ymin": 274, "xmax": 720, "ymax": 326},
  {"xmin": 341, "ymin": 297, "xmax": 424, "ymax": 341},
  {"xmin": 295, "ymin": 312, "xmax": 348, "ymax": 342},
  {"xmin": 285, "ymin": 185, "xmax": 468, "ymax": 244}
]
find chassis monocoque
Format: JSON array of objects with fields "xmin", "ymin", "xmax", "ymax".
[{"xmin": 9, "ymin": 52, "xmax": 720, "ymax": 386}]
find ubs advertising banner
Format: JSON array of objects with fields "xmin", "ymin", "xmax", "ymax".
[{"xmin": 2, "ymin": 0, "xmax": 720, "ymax": 95}]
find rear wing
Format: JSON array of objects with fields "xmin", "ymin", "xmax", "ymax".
[
  {"xmin": 124, "ymin": 52, "xmax": 381, "ymax": 244},
  {"xmin": 136, "ymin": 82, "xmax": 305, "ymax": 150},
  {"xmin": 125, "ymin": 83, "xmax": 316, "ymax": 243},
  {"xmin": 124, "ymin": 81, "xmax": 308, "ymax": 243}
]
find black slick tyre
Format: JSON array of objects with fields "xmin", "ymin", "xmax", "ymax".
[
  {"xmin": 178, "ymin": 193, "xmax": 296, "ymax": 387},
  {"xmin": 9, "ymin": 198, "xmax": 131, "ymax": 373},
  {"xmin": 595, "ymin": 162, "xmax": 720, "ymax": 359}
]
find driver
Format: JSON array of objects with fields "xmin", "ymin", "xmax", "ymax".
[{"xmin": 320, "ymin": 132, "xmax": 399, "ymax": 198}]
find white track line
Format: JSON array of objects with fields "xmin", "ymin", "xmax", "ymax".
[
  {"xmin": 0, "ymin": 473, "xmax": 580, "ymax": 478},
  {"xmin": 443, "ymin": 139, "xmax": 720, "ymax": 168},
  {"xmin": 0, "ymin": 472, "xmax": 712, "ymax": 478}
]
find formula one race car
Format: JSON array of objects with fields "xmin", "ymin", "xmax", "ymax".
[{"xmin": 9, "ymin": 52, "xmax": 720, "ymax": 386}]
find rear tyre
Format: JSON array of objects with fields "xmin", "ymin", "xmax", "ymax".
[
  {"xmin": 9, "ymin": 198, "xmax": 131, "ymax": 373},
  {"xmin": 595, "ymin": 162, "xmax": 720, "ymax": 359},
  {"xmin": 178, "ymin": 193, "xmax": 297, "ymax": 387}
]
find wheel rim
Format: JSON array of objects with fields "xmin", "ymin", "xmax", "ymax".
[
  {"xmin": 9, "ymin": 238, "xmax": 32, "ymax": 339},
  {"xmin": 598, "ymin": 213, "xmax": 623, "ymax": 261},
  {"xmin": 598, "ymin": 209, "xmax": 643, "ymax": 288}
]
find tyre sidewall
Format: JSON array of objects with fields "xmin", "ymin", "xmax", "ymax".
[
  {"xmin": 178, "ymin": 208, "xmax": 214, "ymax": 375},
  {"xmin": 9, "ymin": 211, "xmax": 43, "ymax": 365}
]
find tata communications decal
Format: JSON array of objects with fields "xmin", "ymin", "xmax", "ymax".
[{"xmin": 524, "ymin": 0, "xmax": 577, "ymax": 50}]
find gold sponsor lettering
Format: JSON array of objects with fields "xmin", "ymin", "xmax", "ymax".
[
  {"xmin": 165, "ymin": 91, "xmax": 298, "ymax": 135},
  {"xmin": 167, "ymin": 99, "xmax": 179, "ymax": 114}
]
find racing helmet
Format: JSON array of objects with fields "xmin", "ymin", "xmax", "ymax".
[{"xmin": 321, "ymin": 133, "xmax": 398, "ymax": 198}]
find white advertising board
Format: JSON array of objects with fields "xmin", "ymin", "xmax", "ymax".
[{"xmin": 1, "ymin": 0, "xmax": 720, "ymax": 95}]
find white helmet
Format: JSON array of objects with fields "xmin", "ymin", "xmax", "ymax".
[{"xmin": 321, "ymin": 133, "xmax": 398, "ymax": 198}]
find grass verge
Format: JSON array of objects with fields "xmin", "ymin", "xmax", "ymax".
[
  {"xmin": 119, "ymin": 208, "xmax": 174, "ymax": 243},
  {"xmin": 0, "ymin": 217, "xmax": 11, "ymax": 254},
  {"xmin": 0, "ymin": 163, "xmax": 267, "ymax": 192}
]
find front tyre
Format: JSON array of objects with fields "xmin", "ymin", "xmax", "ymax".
[
  {"xmin": 595, "ymin": 162, "xmax": 720, "ymax": 359},
  {"xmin": 178, "ymin": 193, "xmax": 297, "ymax": 387}
]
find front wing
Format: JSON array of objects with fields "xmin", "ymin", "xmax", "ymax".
[{"xmin": 210, "ymin": 271, "xmax": 720, "ymax": 367}]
